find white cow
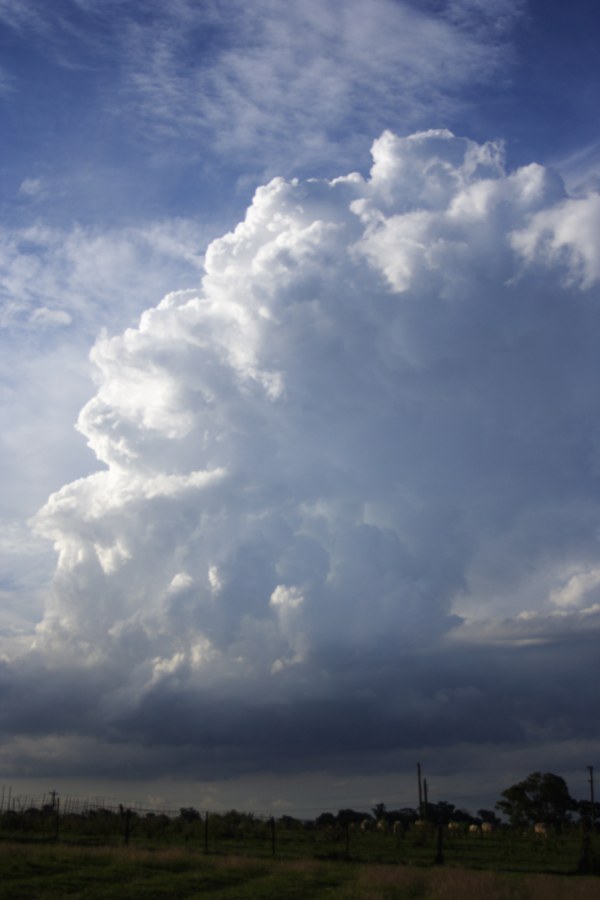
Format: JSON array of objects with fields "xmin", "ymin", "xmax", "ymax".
[
  {"xmin": 468, "ymin": 824, "xmax": 481, "ymax": 835},
  {"xmin": 481, "ymin": 822, "xmax": 494, "ymax": 834},
  {"xmin": 533, "ymin": 822, "xmax": 548, "ymax": 837}
]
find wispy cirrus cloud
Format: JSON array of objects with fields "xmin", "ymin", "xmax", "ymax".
[
  {"xmin": 0, "ymin": 219, "xmax": 207, "ymax": 334},
  {"xmin": 117, "ymin": 0, "xmax": 524, "ymax": 174},
  {"xmin": 0, "ymin": 63, "xmax": 14, "ymax": 95},
  {"xmin": 0, "ymin": 1, "xmax": 525, "ymax": 179}
]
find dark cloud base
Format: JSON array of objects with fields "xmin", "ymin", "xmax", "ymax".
[{"xmin": 2, "ymin": 637, "xmax": 599, "ymax": 784}]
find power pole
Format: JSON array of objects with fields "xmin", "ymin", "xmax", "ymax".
[
  {"xmin": 417, "ymin": 763, "xmax": 423, "ymax": 819},
  {"xmin": 577, "ymin": 768, "xmax": 595, "ymax": 874},
  {"xmin": 588, "ymin": 766, "xmax": 595, "ymax": 828},
  {"xmin": 423, "ymin": 778, "xmax": 429, "ymax": 821}
]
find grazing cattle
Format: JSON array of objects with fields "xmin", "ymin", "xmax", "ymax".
[
  {"xmin": 468, "ymin": 824, "xmax": 481, "ymax": 835},
  {"xmin": 448, "ymin": 822, "xmax": 461, "ymax": 833},
  {"xmin": 392, "ymin": 821, "xmax": 403, "ymax": 835},
  {"xmin": 376, "ymin": 819, "xmax": 387, "ymax": 833},
  {"xmin": 360, "ymin": 818, "xmax": 372, "ymax": 832},
  {"xmin": 481, "ymin": 822, "xmax": 494, "ymax": 834},
  {"xmin": 534, "ymin": 822, "xmax": 548, "ymax": 837}
]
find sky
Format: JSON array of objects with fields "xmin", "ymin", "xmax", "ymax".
[{"xmin": 1, "ymin": 0, "xmax": 600, "ymax": 817}]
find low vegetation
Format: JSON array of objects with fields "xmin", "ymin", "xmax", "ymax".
[
  {"xmin": 1, "ymin": 770, "xmax": 598, "ymax": 895},
  {"xmin": 0, "ymin": 841, "xmax": 599, "ymax": 900}
]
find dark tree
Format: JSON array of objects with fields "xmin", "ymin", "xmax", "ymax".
[
  {"xmin": 336, "ymin": 809, "xmax": 365, "ymax": 827},
  {"xmin": 315, "ymin": 812, "xmax": 336, "ymax": 828},
  {"xmin": 496, "ymin": 772, "xmax": 577, "ymax": 831},
  {"xmin": 179, "ymin": 807, "xmax": 201, "ymax": 822},
  {"xmin": 576, "ymin": 799, "xmax": 600, "ymax": 831},
  {"xmin": 278, "ymin": 815, "xmax": 303, "ymax": 830},
  {"xmin": 427, "ymin": 801, "xmax": 456, "ymax": 825},
  {"xmin": 371, "ymin": 802, "xmax": 387, "ymax": 821},
  {"xmin": 478, "ymin": 808, "xmax": 501, "ymax": 826},
  {"xmin": 388, "ymin": 807, "xmax": 419, "ymax": 827}
]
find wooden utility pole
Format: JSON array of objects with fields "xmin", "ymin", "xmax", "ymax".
[
  {"xmin": 423, "ymin": 778, "xmax": 429, "ymax": 821},
  {"xmin": 417, "ymin": 763, "xmax": 423, "ymax": 818},
  {"xmin": 577, "ymin": 766, "xmax": 596, "ymax": 873}
]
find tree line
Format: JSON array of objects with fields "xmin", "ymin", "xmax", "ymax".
[
  {"xmin": 1, "ymin": 770, "xmax": 597, "ymax": 835},
  {"xmin": 313, "ymin": 771, "xmax": 599, "ymax": 833}
]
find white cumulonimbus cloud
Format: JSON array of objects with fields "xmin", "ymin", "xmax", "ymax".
[{"xmin": 12, "ymin": 129, "xmax": 600, "ymax": 778}]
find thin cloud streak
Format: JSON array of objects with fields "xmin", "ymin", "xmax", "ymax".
[
  {"xmin": 0, "ymin": 1, "xmax": 525, "ymax": 179},
  {"xmin": 118, "ymin": 0, "xmax": 522, "ymax": 172},
  {"xmin": 0, "ymin": 220, "xmax": 206, "ymax": 333}
]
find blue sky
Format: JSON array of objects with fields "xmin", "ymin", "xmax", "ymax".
[{"xmin": 1, "ymin": 0, "xmax": 600, "ymax": 816}]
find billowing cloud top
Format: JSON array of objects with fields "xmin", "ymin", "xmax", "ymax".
[{"xmin": 9, "ymin": 130, "xmax": 600, "ymax": 782}]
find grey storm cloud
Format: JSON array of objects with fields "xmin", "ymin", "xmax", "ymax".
[{"xmin": 4, "ymin": 129, "xmax": 600, "ymax": 781}]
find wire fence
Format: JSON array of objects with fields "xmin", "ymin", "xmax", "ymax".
[{"xmin": 0, "ymin": 785, "xmax": 598, "ymax": 875}]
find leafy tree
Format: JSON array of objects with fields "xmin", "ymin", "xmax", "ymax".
[
  {"xmin": 496, "ymin": 772, "xmax": 577, "ymax": 831},
  {"xmin": 387, "ymin": 807, "xmax": 418, "ymax": 827},
  {"xmin": 278, "ymin": 814, "xmax": 303, "ymax": 830},
  {"xmin": 577, "ymin": 798, "xmax": 600, "ymax": 827},
  {"xmin": 452, "ymin": 807, "xmax": 477, "ymax": 824},
  {"xmin": 478, "ymin": 808, "xmax": 501, "ymax": 826},
  {"xmin": 371, "ymin": 802, "xmax": 387, "ymax": 821},
  {"xmin": 179, "ymin": 807, "xmax": 201, "ymax": 822},
  {"xmin": 427, "ymin": 800, "xmax": 456, "ymax": 824},
  {"xmin": 336, "ymin": 808, "xmax": 365, "ymax": 827},
  {"xmin": 315, "ymin": 811, "xmax": 336, "ymax": 828}
]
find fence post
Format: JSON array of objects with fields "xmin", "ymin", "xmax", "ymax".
[
  {"xmin": 204, "ymin": 811, "xmax": 209, "ymax": 855},
  {"xmin": 270, "ymin": 817, "xmax": 276, "ymax": 856},
  {"xmin": 434, "ymin": 824, "xmax": 444, "ymax": 865},
  {"xmin": 124, "ymin": 808, "xmax": 131, "ymax": 846},
  {"xmin": 577, "ymin": 828, "xmax": 591, "ymax": 875},
  {"xmin": 55, "ymin": 797, "xmax": 60, "ymax": 842}
]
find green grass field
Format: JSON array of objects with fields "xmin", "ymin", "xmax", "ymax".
[
  {"xmin": 1, "ymin": 812, "xmax": 595, "ymax": 875},
  {"xmin": 1, "ymin": 810, "xmax": 599, "ymax": 898},
  {"xmin": 0, "ymin": 842, "xmax": 599, "ymax": 899}
]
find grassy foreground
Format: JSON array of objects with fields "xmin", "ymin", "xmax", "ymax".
[{"xmin": 0, "ymin": 842, "xmax": 598, "ymax": 899}]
